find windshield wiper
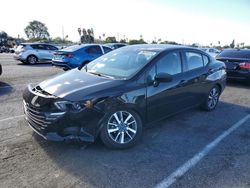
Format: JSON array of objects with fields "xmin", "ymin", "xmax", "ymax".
[{"xmin": 88, "ymin": 71, "xmax": 115, "ymax": 79}]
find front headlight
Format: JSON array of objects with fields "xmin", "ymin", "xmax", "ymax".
[
  {"xmin": 54, "ymin": 101, "xmax": 84, "ymax": 112},
  {"xmin": 54, "ymin": 100, "xmax": 94, "ymax": 112}
]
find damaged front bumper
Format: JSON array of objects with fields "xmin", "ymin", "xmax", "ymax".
[{"xmin": 23, "ymin": 85, "xmax": 104, "ymax": 143}]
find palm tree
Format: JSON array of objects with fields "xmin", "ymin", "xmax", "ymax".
[{"xmin": 77, "ymin": 28, "xmax": 81, "ymax": 42}]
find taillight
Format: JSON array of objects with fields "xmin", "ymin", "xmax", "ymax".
[
  {"xmin": 239, "ymin": 62, "xmax": 250, "ymax": 69},
  {"xmin": 65, "ymin": 53, "xmax": 74, "ymax": 58}
]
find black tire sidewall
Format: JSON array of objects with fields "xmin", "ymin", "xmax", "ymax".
[{"xmin": 100, "ymin": 109, "xmax": 142, "ymax": 149}]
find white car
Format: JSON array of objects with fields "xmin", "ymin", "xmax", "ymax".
[
  {"xmin": 14, "ymin": 43, "xmax": 58, "ymax": 64},
  {"xmin": 201, "ymin": 48, "xmax": 220, "ymax": 57}
]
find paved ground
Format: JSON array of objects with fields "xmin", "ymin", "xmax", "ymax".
[{"xmin": 0, "ymin": 53, "xmax": 250, "ymax": 188}]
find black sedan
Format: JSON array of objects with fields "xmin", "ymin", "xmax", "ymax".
[
  {"xmin": 23, "ymin": 44, "xmax": 226, "ymax": 149},
  {"xmin": 216, "ymin": 49, "xmax": 250, "ymax": 83}
]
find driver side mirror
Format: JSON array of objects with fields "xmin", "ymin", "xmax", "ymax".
[{"xmin": 154, "ymin": 72, "xmax": 172, "ymax": 86}]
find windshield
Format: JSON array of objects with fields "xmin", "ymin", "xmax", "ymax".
[{"xmin": 84, "ymin": 48, "xmax": 158, "ymax": 79}]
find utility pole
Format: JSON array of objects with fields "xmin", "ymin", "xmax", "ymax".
[{"xmin": 62, "ymin": 26, "xmax": 65, "ymax": 42}]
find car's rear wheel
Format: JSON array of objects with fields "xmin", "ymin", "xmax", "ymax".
[
  {"xmin": 63, "ymin": 67, "xmax": 69, "ymax": 71},
  {"xmin": 27, "ymin": 55, "xmax": 38, "ymax": 64},
  {"xmin": 201, "ymin": 85, "xmax": 220, "ymax": 111},
  {"xmin": 100, "ymin": 109, "xmax": 142, "ymax": 149}
]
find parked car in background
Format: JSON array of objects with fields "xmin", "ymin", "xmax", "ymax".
[
  {"xmin": 9, "ymin": 48, "xmax": 15, "ymax": 53},
  {"xmin": 0, "ymin": 46, "xmax": 11, "ymax": 53},
  {"xmin": 104, "ymin": 43, "xmax": 127, "ymax": 50},
  {"xmin": 201, "ymin": 48, "xmax": 220, "ymax": 57},
  {"xmin": 216, "ymin": 49, "xmax": 250, "ymax": 83},
  {"xmin": 52, "ymin": 44, "xmax": 112, "ymax": 70},
  {"xmin": 14, "ymin": 43, "xmax": 58, "ymax": 64},
  {"xmin": 23, "ymin": 44, "xmax": 226, "ymax": 149},
  {"xmin": 0, "ymin": 64, "xmax": 2, "ymax": 76}
]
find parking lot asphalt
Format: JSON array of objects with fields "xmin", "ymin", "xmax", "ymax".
[{"xmin": 0, "ymin": 53, "xmax": 250, "ymax": 188}]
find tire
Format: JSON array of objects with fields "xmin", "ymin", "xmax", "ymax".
[
  {"xmin": 21, "ymin": 60, "xmax": 27, "ymax": 64},
  {"xmin": 63, "ymin": 68, "xmax": 69, "ymax": 71},
  {"xmin": 100, "ymin": 109, "xmax": 142, "ymax": 149},
  {"xmin": 27, "ymin": 55, "xmax": 38, "ymax": 65},
  {"xmin": 201, "ymin": 85, "xmax": 220, "ymax": 111}
]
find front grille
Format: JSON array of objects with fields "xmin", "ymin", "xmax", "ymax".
[{"xmin": 24, "ymin": 101, "xmax": 53, "ymax": 133}]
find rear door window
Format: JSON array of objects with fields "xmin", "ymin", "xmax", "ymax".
[
  {"xmin": 31, "ymin": 44, "xmax": 46, "ymax": 50},
  {"xmin": 46, "ymin": 45, "xmax": 58, "ymax": 51},
  {"xmin": 86, "ymin": 46, "xmax": 103, "ymax": 55},
  {"xmin": 185, "ymin": 52, "xmax": 203, "ymax": 70}
]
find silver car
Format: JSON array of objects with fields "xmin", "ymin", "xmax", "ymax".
[{"xmin": 14, "ymin": 43, "xmax": 58, "ymax": 64}]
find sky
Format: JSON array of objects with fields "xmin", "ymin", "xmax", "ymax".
[{"xmin": 0, "ymin": 0, "xmax": 249, "ymax": 46}]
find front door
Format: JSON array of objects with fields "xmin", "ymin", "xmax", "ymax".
[{"xmin": 146, "ymin": 51, "xmax": 190, "ymax": 123}]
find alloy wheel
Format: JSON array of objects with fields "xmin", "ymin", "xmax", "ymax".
[
  {"xmin": 107, "ymin": 111, "xmax": 137, "ymax": 144},
  {"xmin": 28, "ymin": 56, "xmax": 37, "ymax": 64},
  {"xmin": 207, "ymin": 87, "xmax": 219, "ymax": 109}
]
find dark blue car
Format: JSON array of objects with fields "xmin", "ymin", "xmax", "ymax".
[{"xmin": 52, "ymin": 44, "xmax": 112, "ymax": 70}]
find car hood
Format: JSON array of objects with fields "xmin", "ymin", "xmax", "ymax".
[{"xmin": 39, "ymin": 69, "xmax": 123, "ymax": 101}]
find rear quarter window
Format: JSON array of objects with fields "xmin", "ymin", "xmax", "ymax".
[
  {"xmin": 202, "ymin": 55, "xmax": 210, "ymax": 66},
  {"xmin": 103, "ymin": 46, "xmax": 112, "ymax": 53}
]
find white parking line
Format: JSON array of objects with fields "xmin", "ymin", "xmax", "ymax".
[
  {"xmin": 0, "ymin": 115, "xmax": 25, "ymax": 123},
  {"xmin": 155, "ymin": 114, "xmax": 250, "ymax": 188}
]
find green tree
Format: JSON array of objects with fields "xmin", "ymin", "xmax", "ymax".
[
  {"xmin": 24, "ymin": 20, "xmax": 50, "ymax": 41},
  {"xmin": 105, "ymin": 36, "xmax": 117, "ymax": 43},
  {"xmin": 120, "ymin": 39, "xmax": 126, "ymax": 43},
  {"xmin": 230, "ymin": 40, "xmax": 235, "ymax": 48},
  {"xmin": 80, "ymin": 28, "xmax": 94, "ymax": 43},
  {"xmin": 160, "ymin": 40, "xmax": 179, "ymax": 45},
  {"xmin": 129, "ymin": 39, "xmax": 147, "ymax": 45},
  {"xmin": 51, "ymin": 37, "xmax": 72, "ymax": 44}
]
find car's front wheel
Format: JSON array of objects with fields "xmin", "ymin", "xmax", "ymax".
[
  {"xmin": 100, "ymin": 110, "xmax": 142, "ymax": 149},
  {"xmin": 201, "ymin": 85, "xmax": 220, "ymax": 111},
  {"xmin": 27, "ymin": 55, "xmax": 38, "ymax": 64}
]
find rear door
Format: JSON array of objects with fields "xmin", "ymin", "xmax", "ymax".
[
  {"xmin": 31, "ymin": 44, "xmax": 49, "ymax": 61},
  {"xmin": 85, "ymin": 45, "xmax": 103, "ymax": 61},
  {"xmin": 181, "ymin": 50, "xmax": 210, "ymax": 104},
  {"xmin": 45, "ymin": 45, "xmax": 58, "ymax": 60}
]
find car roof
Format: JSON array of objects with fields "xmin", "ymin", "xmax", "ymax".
[
  {"xmin": 105, "ymin": 43, "xmax": 127, "ymax": 45},
  {"xmin": 20, "ymin": 43, "xmax": 55, "ymax": 46},
  {"xmin": 120, "ymin": 44, "xmax": 197, "ymax": 52},
  {"xmin": 221, "ymin": 48, "xmax": 250, "ymax": 52},
  {"xmin": 59, "ymin": 43, "xmax": 106, "ymax": 52}
]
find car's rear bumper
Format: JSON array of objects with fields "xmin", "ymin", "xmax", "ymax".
[
  {"xmin": 226, "ymin": 69, "xmax": 250, "ymax": 81},
  {"xmin": 14, "ymin": 54, "xmax": 26, "ymax": 61},
  {"xmin": 52, "ymin": 61, "xmax": 71, "ymax": 69}
]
